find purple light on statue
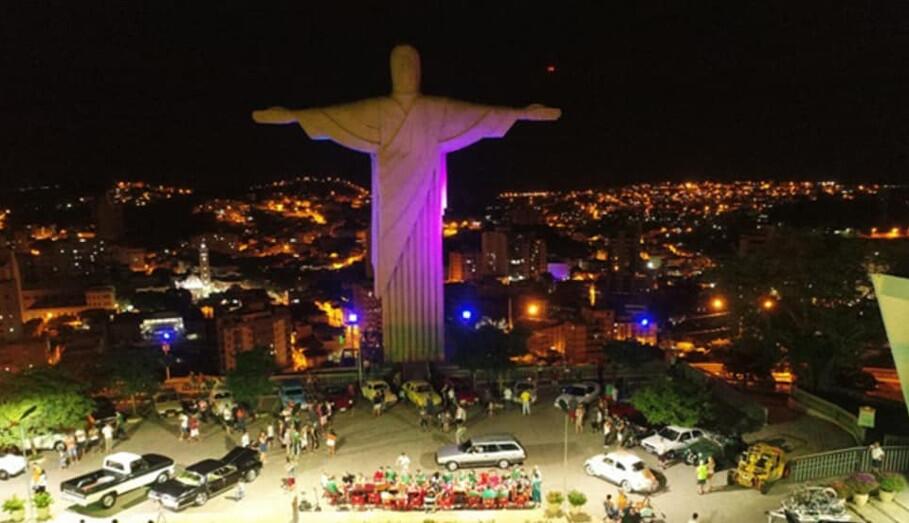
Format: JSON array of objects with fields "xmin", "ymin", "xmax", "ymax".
[{"xmin": 347, "ymin": 313, "xmax": 359, "ymax": 324}]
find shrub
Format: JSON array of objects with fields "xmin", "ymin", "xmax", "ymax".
[
  {"xmin": 846, "ymin": 472, "xmax": 879, "ymax": 495},
  {"xmin": 3, "ymin": 496, "xmax": 25, "ymax": 513},
  {"xmin": 879, "ymin": 473, "xmax": 907, "ymax": 493},
  {"xmin": 567, "ymin": 490, "xmax": 587, "ymax": 508},
  {"xmin": 546, "ymin": 491, "xmax": 564, "ymax": 505},
  {"xmin": 828, "ymin": 480, "xmax": 852, "ymax": 499},
  {"xmin": 32, "ymin": 491, "xmax": 52, "ymax": 509}
]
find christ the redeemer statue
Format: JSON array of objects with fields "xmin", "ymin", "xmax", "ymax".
[{"xmin": 253, "ymin": 45, "xmax": 560, "ymax": 362}]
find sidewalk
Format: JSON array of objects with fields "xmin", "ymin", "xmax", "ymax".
[{"xmin": 848, "ymin": 491, "xmax": 909, "ymax": 523}]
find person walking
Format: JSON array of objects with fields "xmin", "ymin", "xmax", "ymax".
[
  {"xmin": 178, "ymin": 413, "xmax": 189, "ymax": 441},
  {"xmin": 870, "ymin": 442, "xmax": 885, "ymax": 472},
  {"xmin": 574, "ymin": 403, "xmax": 585, "ymax": 434},
  {"xmin": 696, "ymin": 460, "xmax": 709, "ymax": 495},
  {"xmin": 396, "ymin": 452, "xmax": 411, "ymax": 475},
  {"xmin": 258, "ymin": 432, "xmax": 269, "ymax": 464},
  {"xmin": 102, "ymin": 422, "xmax": 114, "ymax": 453},
  {"xmin": 520, "ymin": 389, "xmax": 532, "ymax": 416}
]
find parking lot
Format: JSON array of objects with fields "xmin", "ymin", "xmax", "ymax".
[{"xmin": 0, "ymin": 384, "xmax": 855, "ymax": 523}]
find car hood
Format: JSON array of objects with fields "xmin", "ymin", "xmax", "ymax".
[
  {"xmin": 150, "ymin": 480, "xmax": 197, "ymax": 499},
  {"xmin": 642, "ymin": 435, "xmax": 670, "ymax": 447},
  {"xmin": 436, "ymin": 444, "xmax": 461, "ymax": 461}
]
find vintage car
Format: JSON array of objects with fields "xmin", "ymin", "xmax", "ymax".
[
  {"xmin": 402, "ymin": 380, "xmax": 442, "ymax": 408},
  {"xmin": 584, "ymin": 450, "xmax": 659, "ymax": 493},
  {"xmin": 61, "ymin": 452, "xmax": 174, "ymax": 508},
  {"xmin": 361, "ymin": 379, "xmax": 398, "ymax": 406},
  {"xmin": 148, "ymin": 447, "xmax": 262, "ymax": 510},
  {"xmin": 553, "ymin": 382, "xmax": 601, "ymax": 409}
]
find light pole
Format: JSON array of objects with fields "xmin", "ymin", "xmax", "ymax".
[
  {"xmin": 346, "ymin": 313, "xmax": 362, "ymax": 387},
  {"xmin": 563, "ymin": 412, "xmax": 569, "ymax": 492}
]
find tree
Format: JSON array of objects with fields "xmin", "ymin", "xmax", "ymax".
[
  {"xmin": 631, "ymin": 376, "xmax": 713, "ymax": 427},
  {"xmin": 450, "ymin": 324, "xmax": 528, "ymax": 383},
  {"xmin": 602, "ymin": 340, "xmax": 663, "ymax": 368},
  {"xmin": 225, "ymin": 348, "xmax": 276, "ymax": 409},
  {"xmin": 721, "ymin": 334, "xmax": 782, "ymax": 387},
  {"xmin": 104, "ymin": 349, "xmax": 163, "ymax": 414},
  {"xmin": 0, "ymin": 367, "xmax": 94, "ymax": 448},
  {"xmin": 714, "ymin": 230, "xmax": 888, "ymax": 391}
]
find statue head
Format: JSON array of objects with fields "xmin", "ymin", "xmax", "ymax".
[{"xmin": 390, "ymin": 44, "xmax": 421, "ymax": 95}]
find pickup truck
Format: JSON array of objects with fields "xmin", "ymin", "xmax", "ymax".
[{"xmin": 61, "ymin": 452, "xmax": 174, "ymax": 509}]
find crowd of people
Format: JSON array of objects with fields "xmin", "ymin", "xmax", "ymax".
[{"xmin": 317, "ymin": 458, "xmax": 544, "ymax": 511}]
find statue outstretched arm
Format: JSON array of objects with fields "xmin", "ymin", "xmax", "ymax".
[
  {"xmin": 252, "ymin": 99, "xmax": 381, "ymax": 153},
  {"xmin": 439, "ymin": 99, "xmax": 560, "ymax": 152}
]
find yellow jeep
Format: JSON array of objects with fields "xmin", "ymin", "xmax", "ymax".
[{"xmin": 728, "ymin": 443, "xmax": 786, "ymax": 494}]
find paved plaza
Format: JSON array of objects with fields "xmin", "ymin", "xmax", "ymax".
[{"xmin": 0, "ymin": 387, "xmax": 862, "ymax": 523}]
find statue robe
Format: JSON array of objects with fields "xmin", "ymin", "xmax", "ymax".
[{"xmin": 296, "ymin": 96, "xmax": 519, "ymax": 361}]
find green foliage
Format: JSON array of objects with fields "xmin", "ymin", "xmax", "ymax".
[
  {"xmin": 713, "ymin": 230, "xmax": 890, "ymax": 390},
  {"xmin": 104, "ymin": 349, "xmax": 163, "ymax": 413},
  {"xmin": 0, "ymin": 368, "xmax": 94, "ymax": 448},
  {"xmin": 545, "ymin": 491, "xmax": 564, "ymax": 505},
  {"xmin": 602, "ymin": 340, "xmax": 662, "ymax": 368},
  {"xmin": 721, "ymin": 334, "xmax": 781, "ymax": 385},
  {"xmin": 451, "ymin": 325, "xmax": 528, "ymax": 377},
  {"xmin": 567, "ymin": 490, "xmax": 587, "ymax": 507},
  {"xmin": 225, "ymin": 347, "xmax": 276, "ymax": 408},
  {"xmin": 32, "ymin": 492, "xmax": 52, "ymax": 509},
  {"xmin": 879, "ymin": 473, "xmax": 907, "ymax": 493},
  {"xmin": 631, "ymin": 376, "xmax": 713, "ymax": 427},
  {"xmin": 3, "ymin": 496, "xmax": 24, "ymax": 512}
]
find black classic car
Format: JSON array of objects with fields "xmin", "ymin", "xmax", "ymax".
[{"xmin": 148, "ymin": 447, "xmax": 261, "ymax": 510}]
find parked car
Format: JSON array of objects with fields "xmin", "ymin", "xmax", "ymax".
[
  {"xmin": 402, "ymin": 380, "xmax": 442, "ymax": 408},
  {"xmin": 361, "ymin": 379, "xmax": 398, "ymax": 406},
  {"xmin": 436, "ymin": 434, "xmax": 526, "ymax": 471},
  {"xmin": 148, "ymin": 447, "xmax": 262, "ymax": 510},
  {"xmin": 666, "ymin": 433, "xmax": 747, "ymax": 470},
  {"xmin": 21, "ymin": 430, "xmax": 98, "ymax": 453},
  {"xmin": 154, "ymin": 388, "xmax": 184, "ymax": 417},
  {"xmin": 584, "ymin": 450, "xmax": 659, "ymax": 493},
  {"xmin": 513, "ymin": 380, "xmax": 538, "ymax": 404},
  {"xmin": 321, "ymin": 385, "xmax": 354, "ymax": 412},
  {"xmin": 608, "ymin": 401, "xmax": 649, "ymax": 426},
  {"xmin": 61, "ymin": 452, "xmax": 174, "ymax": 509},
  {"xmin": 91, "ymin": 396, "xmax": 122, "ymax": 426},
  {"xmin": 277, "ymin": 380, "xmax": 309, "ymax": 408},
  {"xmin": 448, "ymin": 378, "xmax": 479, "ymax": 406},
  {"xmin": 641, "ymin": 425, "xmax": 708, "ymax": 456},
  {"xmin": 0, "ymin": 452, "xmax": 27, "ymax": 480},
  {"xmin": 554, "ymin": 382, "xmax": 601, "ymax": 409}
]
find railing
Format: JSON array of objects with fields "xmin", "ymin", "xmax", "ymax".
[
  {"xmin": 788, "ymin": 446, "xmax": 909, "ymax": 483},
  {"xmin": 789, "ymin": 386, "xmax": 866, "ymax": 444}
]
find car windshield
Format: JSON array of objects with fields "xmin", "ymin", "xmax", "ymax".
[
  {"xmin": 175, "ymin": 470, "xmax": 203, "ymax": 487},
  {"xmin": 373, "ymin": 384, "xmax": 386, "ymax": 393},
  {"xmin": 658, "ymin": 427, "xmax": 680, "ymax": 440},
  {"xmin": 414, "ymin": 384, "xmax": 429, "ymax": 393},
  {"xmin": 457, "ymin": 440, "xmax": 472, "ymax": 452},
  {"xmin": 562, "ymin": 386, "xmax": 585, "ymax": 396},
  {"xmin": 631, "ymin": 461, "xmax": 645, "ymax": 472},
  {"xmin": 284, "ymin": 387, "xmax": 303, "ymax": 395}
]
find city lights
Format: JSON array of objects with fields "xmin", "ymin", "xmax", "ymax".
[
  {"xmin": 347, "ymin": 312, "xmax": 359, "ymax": 325},
  {"xmin": 527, "ymin": 303, "xmax": 540, "ymax": 317},
  {"xmin": 460, "ymin": 309, "xmax": 473, "ymax": 321},
  {"xmin": 710, "ymin": 297, "xmax": 726, "ymax": 311},
  {"xmin": 762, "ymin": 298, "xmax": 776, "ymax": 311}
]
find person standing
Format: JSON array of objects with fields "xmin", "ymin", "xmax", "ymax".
[
  {"xmin": 696, "ymin": 460, "xmax": 709, "ymax": 495},
  {"xmin": 455, "ymin": 404, "xmax": 467, "ymax": 425},
  {"xmin": 574, "ymin": 403, "xmax": 585, "ymax": 434},
  {"xmin": 221, "ymin": 405, "xmax": 233, "ymax": 434},
  {"xmin": 870, "ymin": 442, "xmax": 885, "ymax": 472},
  {"xmin": 33, "ymin": 466, "xmax": 48, "ymax": 494},
  {"xmin": 178, "ymin": 412, "xmax": 189, "ymax": 441},
  {"xmin": 241, "ymin": 429, "xmax": 251, "ymax": 448},
  {"xmin": 419, "ymin": 409, "xmax": 430, "ymax": 431},
  {"xmin": 372, "ymin": 393, "xmax": 383, "ymax": 416},
  {"xmin": 520, "ymin": 389, "xmax": 532, "ymax": 416},
  {"xmin": 503, "ymin": 386, "xmax": 512, "ymax": 409},
  {"xmin": 603, "ymin": 494, "xmax": 619, "ymax": 522},
  {"xmin": 603, "ymin": 419, "xmax": 613, "ymax": 447},
  {"xmin": 326, "ymin": 429, "xmax": 337, "ymax": 456},
  {"xmin": 267, "ymin": 422, "xmax": 275, "ymax": 445},
  {"xmin": 455, "ymin": 421, "xmax": 467, "ymax": 445},
  {"xmin": 706, "ymin": 455, "xmax": 716, "ymax": 492},
  {"xmin": 531, "ymin": 466, "xmax": 542, "ymax": 506},
  {"xmin": 102, "ymin": 422, "xmax": 114, "ymax": 453},
  {"xmin": 258, "ymin": 432, "xmax": 269, "ymax": 464},
  {"xmin": 396, "ymin": 452, "xmax": 411, "ymax": 475},
  {"xmin": 291, "ymin": 494, "xmax": 300, "ymax": 523},
  {"xmin": 189, "ymin": 415, "xmax": 200, "ymax": 442}
]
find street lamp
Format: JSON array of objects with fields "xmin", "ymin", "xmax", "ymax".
[
  {"xmin": 346, "ymin": 313, "xmax": 362, "ymax": 387},
  {"xmin": 710, "ymin": 297, "xmax": 726, "ymax": 311},
  {"xmin": 761, "ymin": 298, "xmax": 776, "ymax": 311},
  {"xmin": 527, "ymin": 303, "xmax": 540, "ymax": 318}
]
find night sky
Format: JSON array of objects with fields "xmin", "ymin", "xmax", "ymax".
[{"xmin": 3, "ymin": 1, "xmax": 908, "ymax": 209}]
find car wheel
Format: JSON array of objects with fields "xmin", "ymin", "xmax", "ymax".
[
  {"xmin": 195, "ymin": 492, "xmax": 208, "ymax": 506},
  {"xmin": 684, "ymin": 453, "xmax": 697, "ymax": 466},
  {"xmin": 156, "ymin": 472, "xmax": 169, "ymax": 484},
  {"xmin": 620, "ymin": 480, "xmax": 631, "ymax": 492},
  {"xmin": 101, "ymin": 492, "xmax": 117, "ymax": 509},
  {"xmin": 498, "ymin": 459, "xmax": 510, "ymax": 469},
  {"xmin": 245, "ymin": 469, "xmax": 258, "ymax": 482},
  {"xmin": 54, "ymin": 441, "xmax": 66, "ymax": 452},
  {"xmin": 0, "ymin": 470, "xmax": 8, "ymax": 481},
  {"xmin": 446, "ymin": 461, "xmax": 459, "ymax": 472},
  {"xmin": 584, "ymin": 464, "xmax": 595, "ymax": 476}
]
